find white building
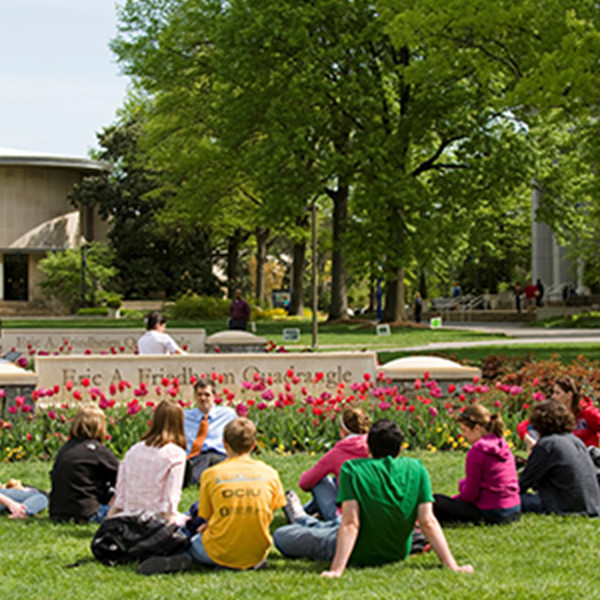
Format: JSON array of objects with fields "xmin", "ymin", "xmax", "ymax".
[{"xmin": 0, "ymin": 148, "xmax": 108, "ymax": 310}]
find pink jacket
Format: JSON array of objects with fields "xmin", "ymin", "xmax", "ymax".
[
  {"xmin": 455, "ymin": 434, "xmax": 520, "ymax": 510},
  {"xmin": 299, "ymin": 434, "xmax": 368, "ymax": 491}
]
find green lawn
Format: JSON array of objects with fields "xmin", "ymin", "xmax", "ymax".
[
  {"xmin": 5, "ymin": 316, "xmax": 600, "ymax": 366},
  {"xmin": 1, "ymin": 316, "xmax": 504, "ymax": 349},
  {"xmin": 380, "ymin": 342, "xmax": 600, "ymax": 366},
  {"xmin": 1, "ymin": 452, "xmax": 598, "ymax": 600}
]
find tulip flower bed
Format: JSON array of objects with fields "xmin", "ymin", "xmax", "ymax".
[{"xmin": 3, "ymin": 353, "xmax": 600, "ymax": 463}]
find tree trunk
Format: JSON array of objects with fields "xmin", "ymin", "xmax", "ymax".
[
  {"xmin": 289, "ymin": 239, "xmax": 305, "ymax": 315},
  {"xmin": 255, "ymin": 227, "xmax": 269, "ymax": 305},
  {"xmin": 328, "ymin": 184, "xmax": 349, "ymax": 320},
  {"xmin": 226, "ymin": 229, "xmax": 241, "ymax": 297},
  {"xmin": 382, "ymin": 267, "xmax": 407, "ymax": 322}
]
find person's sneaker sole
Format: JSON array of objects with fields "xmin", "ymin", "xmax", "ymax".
[{"xmin": 137, "ymin": 553, "xmax": 192, "ymax": 576}]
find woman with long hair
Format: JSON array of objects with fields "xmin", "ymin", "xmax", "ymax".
[
  {"xmin": 433, "ymin": 404, "xmax": 521, "ymax": 525},
  {"xmin": 518, "ymin": 376, "xmax": 600, "ymax": 448},
  {"xmin": 293, "ymin": 407, "xmax": 370, "ymax": 521},
  {"xmin": 107, "ymin": 400, "xmax": 187, "ymax": 524}
]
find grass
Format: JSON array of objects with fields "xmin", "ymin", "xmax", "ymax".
[
  {"xmin": 380, "ymin": 342, "xmax": 600, "ymax": 366},
  {"xmin": 1, "ymin": 316, "xmax": 504, "ymax": 350},
  {"xmin": 1, "ymin": 452, "xmax": 598, "ymax": 600}
]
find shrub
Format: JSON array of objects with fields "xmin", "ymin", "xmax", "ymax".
[
  {"xmin": 38, "ymin": 243, "xmax": 118, "ymax": 313},
  {"xmin": 167, "ymin": 294, "xmax": 230, "ymax": 320},
  {"xmin": 77, "ymin": 307, "xmax": 109, "ymax": 316}
]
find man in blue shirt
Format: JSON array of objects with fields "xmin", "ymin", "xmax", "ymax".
[{"xmin": 184, "ymin": 380, "xmax": 236, "ymax": 487}]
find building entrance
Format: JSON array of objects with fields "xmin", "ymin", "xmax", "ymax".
[{"xmin": 3, "ymin": 254, "xmax": 28, "ymax": 300}]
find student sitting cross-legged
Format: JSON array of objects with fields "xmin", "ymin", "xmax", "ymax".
[
  {"xmin": 274, "ymin": 419, "xmax": 474, "ymax": 578},
  {"xmin": 137, "ymin": 417, "xmax": 286, "ymax": 575}
]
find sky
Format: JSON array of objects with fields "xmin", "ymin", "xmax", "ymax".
[{"xmin": 0, "ymin": 0, "xmax": 129, "ymax": 158}]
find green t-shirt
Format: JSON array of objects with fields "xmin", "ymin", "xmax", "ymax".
[{"xmin": 337, "ymin": 456, "xmax": 434, "ymax": 566}]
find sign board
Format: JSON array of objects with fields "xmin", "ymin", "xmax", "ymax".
[
  {"xmin": 283, "ymin": 328, "xmax": 301, "ymax": 342},
  {"xmin": 1, "ymin": 328, "xmax": 206, "ymax": 355},
  {"xmin": 430, "ymin": 317, "xmax": 442, "ymax": 329},
  {"xmin": 35, "ymin": 352, "xmax": 378, "ymax": 404},
  {"xmin": 376, "ymin": 324, "xmax": 391, "ymax": 336}
]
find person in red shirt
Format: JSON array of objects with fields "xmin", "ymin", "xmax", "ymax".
[
  {"xmin": 229, "ymin": 289, "xmax": 250, "ymax": 331},
  {"xmin": 523, "ymin": 281, "xmax": 538, "ymax": 311},
  {"xmin": 517, "ymin": 376, "xmax": 600, "ymax": 449}
]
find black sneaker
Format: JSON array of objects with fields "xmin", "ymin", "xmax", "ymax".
[
  {"xmin": 282, "ymin": 490, "xmax": 308, "ymax": 524},
  {"xmin": 137, "ymin": 553, "xmax": 192, "ymax": 576}
]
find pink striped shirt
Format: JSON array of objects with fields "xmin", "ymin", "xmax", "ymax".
[{"xmin": 112, "ymin": 441, "xmax": 185, "ymax": 518}]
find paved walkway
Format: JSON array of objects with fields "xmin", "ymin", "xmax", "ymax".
[{"xmin": 387, "ymin": 322, "xmax": 600, "ymax": 352}]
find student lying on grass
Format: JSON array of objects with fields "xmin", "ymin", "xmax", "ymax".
[
  {"xmin": 274, "ymin": 419, "xmax": 474, "ymax": 578},
  {"xmin": 0, "ymin": 479, "xmax": 48, "ymax": 519}
]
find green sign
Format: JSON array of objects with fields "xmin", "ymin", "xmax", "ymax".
[{"xmin": 430, "ymin": 317, "xmax": 442, "ymax": 329}]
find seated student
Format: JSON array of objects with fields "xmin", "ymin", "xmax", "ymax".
[
  {"xmin": 137, "ymin": 311, "xmax": 186, "ymax": 355},
  {"xmin": 295, "ymin": 407, "xmax": 370, "ymax": 521},
  {"xmin": 183, "ymin": 379, "xmax": 236, "ymax": 487},
  {"xmin": 517, "ymin": 376, "xmax": 600, "ymax": 449},
  {"xmin": 107, "ymin": 400, "xmax": 188, "ymax": 525},
  {"xmin": 433, "ymin": 405, "xmax": 521, "ymax": 525},
  {"xmin": 1, "ymin": 480, "xmax": 48, "ymax": 519},
  {"xmin": 50, "ymin": 406, "xmax": 119, "ymax": 523},
  {"xmin": 274, "ymin": 419, "xmax": 474, "ymax": 578},
  {"xmin": 519, "ymin": 400, "xmax": 600, "ymax": 516},
  {"xmin": 137, "ymin": 417, "xmax": 286, "ymax": 575}
]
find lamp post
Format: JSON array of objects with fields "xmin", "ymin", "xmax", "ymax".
[
  {"xmin": 80, "ymin": 243, "xmax": 88, "ymax": 308},
  {"xmin": 311, "ymin": 199, "xmax": 318, "ymax": 349}
]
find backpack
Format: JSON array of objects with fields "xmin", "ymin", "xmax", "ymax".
[{"xmin": 91, "ymin": 511, "xmax": 190, "ymax": 566}]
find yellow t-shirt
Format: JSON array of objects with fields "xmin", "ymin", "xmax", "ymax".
[{"xmin": 198, "ymin": 455, "xmax": 286, "ymax": 569}]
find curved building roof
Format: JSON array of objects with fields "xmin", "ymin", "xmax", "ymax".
[{"xmin": 0, "ymin": 147, "xmax": 108, "ymax": 173}]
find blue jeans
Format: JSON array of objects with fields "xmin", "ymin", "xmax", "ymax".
[
  {"xmin": 186, "ymin": 532, "xmax": 218, "ymax": 566},
  {"xmin": 520, "ymin": 493, "xmax": 545, "ymax": 514},
  {"xmin": 303, "ymin": 477, "xmax": 339, "ymax": 522},
  {"xmin": 274, "ymin": 515, "xmax": 340, "ymax": 562},
  {"xmin": 88, "ymin": 504, "xmax": 110, "ymax": 524},
  {"xmin": 0, "ymin": 487, "xmax": 48, "ymax": 516}
]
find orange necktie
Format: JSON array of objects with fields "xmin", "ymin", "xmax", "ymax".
[{"xmin": 188, "ymin": 413, "xmax": 208, "ymax": 459}]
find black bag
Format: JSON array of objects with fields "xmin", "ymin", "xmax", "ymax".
[{"xmin": 91, "ymin": 511, "xmax": 190, "ymax": 566}]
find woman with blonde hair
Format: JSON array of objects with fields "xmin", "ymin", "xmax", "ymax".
[
  {"xmin": 107, "ymin": 400, "xmax": 187, "ymax": 525},
  {"xmin": 433, "ymin": 404, "xmax": 521, "ymax": 525},
  {"xmin": 286, "ymin": 407, "xmax": 370, "ymax": 521},
  {"xmin": 50, "ymin": 405, "xmax": 118, "ymax": 522}
]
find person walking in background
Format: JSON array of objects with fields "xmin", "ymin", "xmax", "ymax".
[
  {"xmin": 228, "ymin": 289, "xmax": 250, "ymax": 331},
  {"xmin": 524, "ymin": 281, "xmax": 538, "ymax": 311},
  {"xmin": 535, "ymin": 278, "xmax": 544, "ymax": 307},
  {"xmin": 414, "ymin": 292, "xmax": 423, "ymax": 323},
  {"xmin": 514, "ymin": 283, "xmax": 523, "ymax": 313},
  {"xmin": 137, "ymin": 311, "xmax": 186, "ymax": 355}
]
